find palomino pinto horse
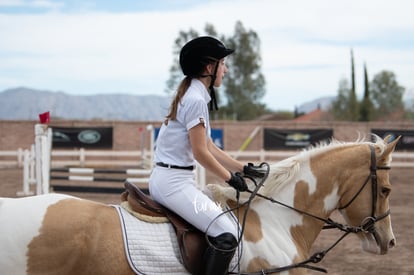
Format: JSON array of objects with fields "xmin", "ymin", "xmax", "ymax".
[{"xmin": 0, "ymin": 135, "xmax": 399, "ymax": 275}]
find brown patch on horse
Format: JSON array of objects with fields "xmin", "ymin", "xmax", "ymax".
[
  {"xmin": 26, "ymin": 198, "xmax": 134, "ymax": 275},
  {"xmin": 312, "ymin": 146, "xmax": 369, "ymax": 202},
  {"xmin": 289, "ymin": 147, "xmax": 364, "ymax": 255},
  {"xmin": 227, "ymin": 199, "xmax": 263, "ymax": 243},
  {"xmin": 290, "ymin": 180, "xmax": 328, "ymax": 255},
  {"xmin": 247, "ymin": 257, "xmax": 274, "ymax": 272}
]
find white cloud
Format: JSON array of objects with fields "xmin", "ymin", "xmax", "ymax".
[
  {"xmin": 0, "ymin": 0, "xmax": 63, "ymax": 9},
  {"xmin": 0, "ymin": 0, "xmax": 413, "ymax": 110}
]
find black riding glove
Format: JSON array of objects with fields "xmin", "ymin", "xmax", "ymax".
[
  {"xmin": 226, "ymin": 172, "xmax": 248, "ymax": 192},
  {"xmin": 243, "ymin": 162, "xmax": 267, "ymax": 178}
]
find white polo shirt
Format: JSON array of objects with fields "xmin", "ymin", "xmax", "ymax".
[{"xmin": 154, "ymin": 79, "xmax": 211, "ymax": 167}]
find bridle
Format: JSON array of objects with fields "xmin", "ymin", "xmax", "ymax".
[
  {"xmin": 337, "ymin": 145, "xmax": 391, "ymax": 233},
  {"xmin": 229, "ymin": 144, "xmax": 392, "ymax": 274}
]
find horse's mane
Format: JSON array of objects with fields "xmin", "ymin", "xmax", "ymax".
[{"xmin": 260, "ymin": 134, "xmax": 388, "ymax": 196}]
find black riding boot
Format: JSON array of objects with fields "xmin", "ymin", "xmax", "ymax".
[{"xmin": 199, "ymin": 232, "xmax": 238, "ymax": 275}]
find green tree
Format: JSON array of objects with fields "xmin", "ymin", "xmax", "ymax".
[
  {"xmin": 359, "ymin": 63, "xmax": 373, "ymax": 121},
  {"xmin": 165, "ymin": 22, "xmax": 266, "ymax": 120},
  {"xmin": 331, "ymin": 78, "xmax": 352, "ymax": 120},
  {"xmin": 330, "ymin": 49, "xmax": 360, "ymax": 121},
  {"xmin": 370, "ymin": 70, "xmax": 405, "ymax": 120},
  {"xmin": 348, "ymin": 49, "xmax": 359, "ymax": 121},
  {"xmin": 220, "ymin": 21, "xmax": 266, "ymax": 120},
  {"xmin": 331, "ymin": 49, "xmax": 407, "ymax": 121}
]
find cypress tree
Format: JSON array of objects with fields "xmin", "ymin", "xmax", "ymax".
[
  {"xmin": 349, "ymin": 49, "xmax": 359, "ymax": 121},
  {"xmin": 359, "ymin": 63, "xmax": 372, "ymax": 121}
]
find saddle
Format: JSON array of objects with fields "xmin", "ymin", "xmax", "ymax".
[{"xmin": 121, "ymin": 181, "xmax": 207, "ymax": 274}]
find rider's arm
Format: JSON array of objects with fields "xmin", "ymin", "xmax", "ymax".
[
  {"xmin": 207, "ymin": 137, "xmax": 244, "ymax": 173},
  {"xmin": 189, "ymin": 123, "xmax": 231, "ymax": 181}
]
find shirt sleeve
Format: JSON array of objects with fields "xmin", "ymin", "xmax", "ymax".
[{"xmin": 183, "ymin": 97, "xmax": 208, "ymax": 130}]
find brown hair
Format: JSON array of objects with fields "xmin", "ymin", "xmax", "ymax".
[
  {"xmin": 166, "ymin": 76, "xmax": 192, "ymax": 121},
  {"xmin": 166, "ymin": 57, "xmax": 218, "ymax": 122}
]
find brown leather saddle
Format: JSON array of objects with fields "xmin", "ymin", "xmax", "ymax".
[{"xmin": 121, "ymin": 181, "xmax": 207, "ymax": 274}]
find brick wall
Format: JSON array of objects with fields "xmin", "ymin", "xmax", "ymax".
[{"xmin": 1, "ymin": 120, "xmax": 413, "ymax": 151}]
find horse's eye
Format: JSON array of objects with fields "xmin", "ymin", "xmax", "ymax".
[{"xmin": 381, "ymin": 187, "xmax": 391, "ymax": 197}]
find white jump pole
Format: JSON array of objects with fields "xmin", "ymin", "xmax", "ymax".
[
  {"xmin": 17, "ymin": 149, "xmax": 34, "ymax": 196},
  {"xmin": 30, "ymin": 144, "xmax": 35, "ymax": 187},
  {"xmin": 34, "ymin": 124, "xmax": 43, "ymax": 195},
  {"xmin": 147, "ymin": 124, "xmax": 154, "ymax": 166},
  {"xmin": 42, "ymin": 127, "xmax": 52, "ymax": 194},
  {"xmin": 18, "ymin": 144, "xmax": 36, "ymax": 196},
  {"xmin": 22, "ymin": 149, "xmax": 31, "ymax": 195},
  {"xmin": 34, "ymin": 124, "xmax": 52, "ymax": 195}
]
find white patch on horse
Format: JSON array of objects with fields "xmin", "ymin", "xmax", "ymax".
[
  {"xmin": 324, "ymin": 185, "xmax": 340, "ymax": 212},
  {"xmin": 0, "ymin": 194, "xmax": 74, "ymax": 275},
  {"xmin": 241, "ymin": 193, "xmax": 304, "ymax": 268},
  {"xmin": 298, "ymin": 159, "xmax": 317, "ymax": 195}
]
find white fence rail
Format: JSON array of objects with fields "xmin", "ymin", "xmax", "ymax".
[
  {"xmin": 0, "ymin": 148, "xmax": 25, "ymax": 168},
  {"xmin": 50, "ymin": 149, "xmax": 153, "ymax": 168},
  {"xmin": 4, "ymin": 122, "xmax": 414, "ymax": 197},
  {"xmin": 2, "ymin": 149, "xmax": 414, "ymax": 169}
]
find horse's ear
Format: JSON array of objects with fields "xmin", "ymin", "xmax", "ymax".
[
  {"xmin": 383, "ymin": 135, "xmax": 401, "ymax": 156},
  {"xmin": 383, "ymin": 135, "xmax": 392, "ymax": 143}
]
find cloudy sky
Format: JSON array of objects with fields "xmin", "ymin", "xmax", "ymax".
[{"xmin": 0, "ymin": 0, "xmax": 413, "ymax": 111}]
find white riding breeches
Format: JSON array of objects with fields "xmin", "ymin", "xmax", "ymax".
[{"xmin": 149, "ymin": 166, "xmax": 238, "ymax": 238}]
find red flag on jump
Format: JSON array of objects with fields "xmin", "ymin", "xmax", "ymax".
[{"xmin": 39, "ymin": 111, "xmax": 50, "ymax": 124}]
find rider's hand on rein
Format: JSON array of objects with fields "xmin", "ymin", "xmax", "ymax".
[
  {"xmin": 226, "ymin": 172, "xmax": 248, "ymax": 192},
  {"xmin": 243, "ymin": 162, "xmax": 267, "ymax": 179}
]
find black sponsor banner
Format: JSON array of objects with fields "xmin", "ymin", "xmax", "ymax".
[
  {"xmin": 371, "ymin": 129, "xmax": 414, "ymax": 150},
  {"xmin": 264, "ymin": 128, "xmax": 333, "ymax": 150},
  {"xmin": 52, "ymin": 127, "xmax": 113, "ymax": 148}
]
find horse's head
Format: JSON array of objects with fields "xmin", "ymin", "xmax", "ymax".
[{"xmin": 337, "ymin": 135, "xmax": 400, "ymax": 255}]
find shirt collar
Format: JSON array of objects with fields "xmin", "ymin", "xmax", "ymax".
[{"xmin": 191, "ymin": 78, "xmax": 211, "ymax": 104}]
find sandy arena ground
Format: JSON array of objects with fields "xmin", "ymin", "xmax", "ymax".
[{"xmin": 1, "ymin": 167, "xmax": 413, "ymax": 274}]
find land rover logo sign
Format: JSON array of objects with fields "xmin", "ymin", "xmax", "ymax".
[
  {"xmin": 53, "ymin": 131, "xmax": 71, "ymax": 142},
  {"xmin": 78, "ymin": 130, "xmax": 101, "ymax": 144}
]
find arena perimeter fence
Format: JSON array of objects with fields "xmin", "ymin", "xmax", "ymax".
[
  {"xmin": 4, "ymin": 124, "xmax": 414, "ymax": 196},
  {"xmin": 17, "ymin": 124, "xmax": 200, "ymax": 196}
]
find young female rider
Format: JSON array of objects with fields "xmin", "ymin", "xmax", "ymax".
[{"xmin": 149, "ymin": 36, "xmax": 264, "ymax": 275}]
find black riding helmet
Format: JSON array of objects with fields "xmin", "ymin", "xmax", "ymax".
[{"xmin": 179, "ymin": 36, "xmax": 234, "ymax": 110}]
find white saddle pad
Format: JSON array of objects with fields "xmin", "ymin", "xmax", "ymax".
[
  {"xmin": 113, "ymin": 205, "xmax": 242, "ymax": 275},
  {"xmin": 114, "ymin": 205, "xmax": 189, "ymax": 274}
]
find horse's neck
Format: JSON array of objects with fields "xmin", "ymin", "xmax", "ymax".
[
  {"xmin": 242, "ymin": 189, "xmax": 335, "ymax": 264},
  {"xmin": 240, "ymin": 155, "xmax": 347, "ymax": 269}
]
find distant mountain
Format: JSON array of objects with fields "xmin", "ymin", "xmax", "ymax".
[
  {"xmin": 0, "ymin": 87, "xmax": 170, "ymax": 121},
  {"xmin": 297, "ymin": 94, "xmax": 414, "ymax": 114},
  {"xmin": 296, "ymin": 96, "xmax": 335, "ymax": 114},
  {"xmin": 2, "ymin": 87, "xmax": 412, "ymax": 121},
  {"xmin": 1, "ymin": 87, "xmax": 336, "ymax": 121}
]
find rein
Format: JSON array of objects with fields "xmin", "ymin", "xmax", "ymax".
[{"xmin": 230, "ymin": 144, "xmax": 391, "ymax": 274}]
